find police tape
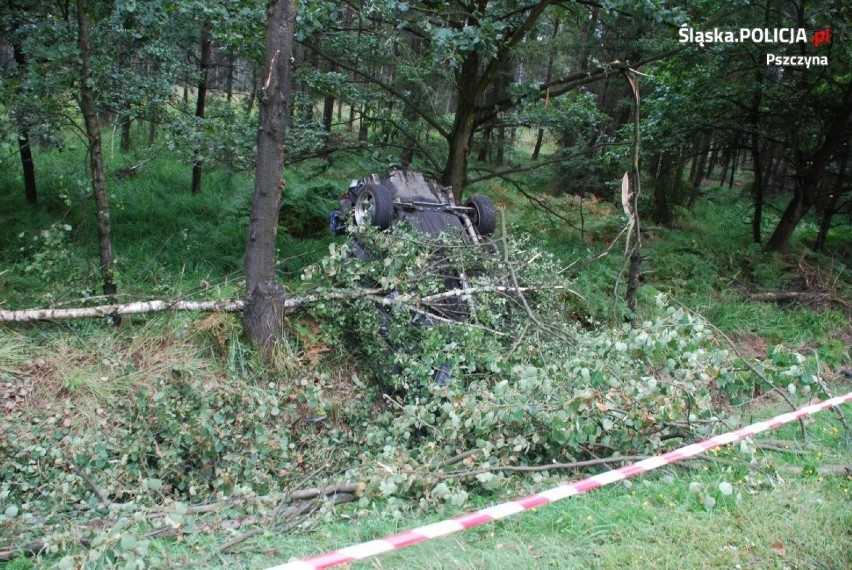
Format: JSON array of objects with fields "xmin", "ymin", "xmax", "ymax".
[{"xmin": 265, "ymin": 392, "xmax": 852, "ymax": 570}]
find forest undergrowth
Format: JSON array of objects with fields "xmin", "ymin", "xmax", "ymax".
[{"xmin": 1, "ymin": 145, "xmax": 850, "ymax": 569}]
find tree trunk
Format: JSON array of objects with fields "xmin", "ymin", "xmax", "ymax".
[
  {"xmin": 651, "ymin": 151, "xmax": 675, "ymax": 226},
  {"xmin": 775, "ymin": 160, "xmax": 788, "ymax": 195},
  {"xmin": 814, "ymin": 193, "xmax": 840, "ymax": 252},
  {"xmin": 748, "ymin": 66, "xmax": 766, "ymax": 243},
  {"xmin": 623, "ymin": 71, "xmax": 642, "ymax": 315},
  {"xmin": 225, "ymin": 54, "xmax": 235, "ymax": 103},
  {"xmin": 441, "ymin": 50, "xmax": 487, "ymax": 200},
  {"xmin": 728, "ymin": 149, "xmax": 737, "ymax": 188},
  {"xmin": 477, "ymin": 126, "xmax": 492, "ymax": 162},
  {"xmin": 323, "ymin": 95, "xmax": 335, "ymax": 133},
  {"xmin": 769, "ymin": 145, "xmax": 785, "ymax": 193},
  {"xmin": 117, "ymin": 47, "xmax": 132, "ymax": 152},
  {"xmin": 442, "ymin": 104, "xmax": 475, "ymax": 200},
  {"xmin": 245, "ymin": 63, "xmax": 258, "ymax": 117},
  {"xmin": 12, "ymin": 43, "xmax": 37, "ymax": 204},
  {"xmin": 765, "ymin": 193, "xmax": 810, "ymax": 252},
  {"xmin": 766, "ymin": 86, "xmax": 852, "ymax": 251},
  {"xmin": 191, "ymin": 20, "xmax": 212, "ymax": 195},
  {"xmin": 77, "ymin": 0, "xmax": 119, "ymax": 318},
  {"xmin": 815, "ymin": 146, "xmax": 848, "ymax": 251},
  {"xmin": 687, "ymin": 135, "xmax": 709, "ymax": 207},
  {"xmin": 750, "ymin": 135, "xmax": 764, "ymax": 244},
  {"xmin": 496, "ymin": 125, "xmax": 505, "ymax": 166},
  {"xmin": 531, "ymin": 128, "xmax": 545, "ymax": 161},
  {"xmin": 243, "ymin": 0, "xmax": 295, "ymax": 350},
  {"xmin": 148, "ymin": 120, "xmax": 157, "ymax": 146},
  {"xmin": 347, "ymin": 90, "xmax": 356, "ymax": 132},
  {"xmin": 719, "ymin": 150, "xmax": 729, "ymax": 185},
  {"xmin": 705, "ymin": 136, "xmax": 718, "ymax": 177},
  {"xmin": 673, "ymin": 148, "xmax": 686, "ymax": 198},
  {"xmin": 120, "ymin": 116, "xmax": 132, "ymax": 152},
  {"xmin": 751, "ymin": 148, "xmax": 764, "ymax": 244},
  {"xmin": 532, "ymin": 19, "xmax": 559, "ymax": 162},
  {"xmin": 760, "ymin": 141, "xmax": 777, "ymax": 192},
  {"xmin": 358, "ymin": 107, "xmax": 369, "ymax": 141},
  {"xmin": 17, "ymin": 132, "xmax": 37, "ymax": 205}
]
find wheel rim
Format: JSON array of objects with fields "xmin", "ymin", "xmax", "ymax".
[
  {"xmin": 468, "ymin": 202, "xmax": 480, "ymax": 228},
  {"xmin": 354, "ymin": 190, "xmax": 375, "ymax": 226}
]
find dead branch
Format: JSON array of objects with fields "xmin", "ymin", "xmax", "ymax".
[
  {"xmin": 220, "ymin": 492, "xmax": 357, "ymax": 555},
  {"xmin": 219, "ymin": 529, "xmax": 264, "ymax": 554},
  {"xmin": 0, "ymin": 540, "xmax": 47, "ymax": 562},
  {"xmin": 755, "ymin": 439, "xmax": 809, "ymax": 449},
  {"xmin": 748, "ymin": 291, "xmax": 809, "ymax": 302},
  {"xmin": 437, "ymin": 449, "xmax": 479, "ymax": 469},
  {"xmin": 0, "ymin": 538, "xmax": 92, "ymax": 563},
  {"xmin": 420, "ymin": 284, "xmax": 574, "ymax": 305},
  {"xmin": 272, "ymin": 462, "xmax": 329, "ymax": 522},
  {"xmin": 440, "ymin": 455, "xmax": 650, "ymax": 479},
  {"xmin": 288, "ymin": 483, "xmax": 365, "ymax": 501},
  {"xmin": 783, "ymin": 464, "xmax": 851, "ymax": 476},
  {"xmin": 69, "ymin": 463, "xmax": 109, "ymax": 505},
  {"xmin": 748, "ymin": 291, "xmax": 849, "ymax": 308},
  {"xmin": 756, "ymin": 443, "xmax": 808, "ymax": 455}
]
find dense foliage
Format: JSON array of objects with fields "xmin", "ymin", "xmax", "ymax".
[{"xmin": 1, "ymin": 221, "xmax": 828, "ymax": 567}]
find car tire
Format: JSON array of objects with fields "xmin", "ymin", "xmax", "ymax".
[
  {"xmin": 465, "ymin": 194, "xmax": 497, "ymax": 236},
  {"xmin": 354, "ymin": 185, "xmax": 394, "ymax": 229}
]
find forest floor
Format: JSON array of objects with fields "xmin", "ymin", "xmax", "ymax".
[
  {"xmin": 187, "ymin": 405, "xmax": 852, "ymax": 570},
  {"xmin": 1, "ymin": 140, "xmax": 850, "ymax": 569}
]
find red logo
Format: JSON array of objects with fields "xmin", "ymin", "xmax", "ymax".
[{"xmin": 810, "ymin": 27, "xmax": 831, "ymax": 47}]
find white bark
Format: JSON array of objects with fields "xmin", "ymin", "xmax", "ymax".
[
  {"xmin": 0, "ymin": 299, "xmax": 245, "ymax": 322},
  {"xmin": 0, "ymin": 285, "xmax": 571, "ymax": 323}
]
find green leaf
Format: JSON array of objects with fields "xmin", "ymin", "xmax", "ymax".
[{"xmin": 120, "ymin": 534, "xmax": 137, "ymax": 551}]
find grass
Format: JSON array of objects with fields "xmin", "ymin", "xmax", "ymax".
[{"xmin": 0, "ymin": 138, "xmax": 358, "ymax": 308}]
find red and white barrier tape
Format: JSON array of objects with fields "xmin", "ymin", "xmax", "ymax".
[{"xmin": 266, "ymin": 392, "xmax": 852, "ymax": 570}]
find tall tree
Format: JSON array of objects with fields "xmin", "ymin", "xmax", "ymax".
[
  {"xmin": 243, "ymin": 0, "xmax": 296, "ymax": 350},
  {"xmin": 12, "ymin": 41, "xmax": 37, "ymax": 204},
  {"xmin": 436, "ymin": 0, "xmax": 553, "ymax": 197},
  {"xmin": 191, "ymin": 19, "xmax": 212, "ymax": 194},
  {"xmin": 1, "ymin": 0, "xmax": 47, "ymax": 205},
  {"xmin": 77, "ymin": 0, "xmax": 118, "ymax": 310},
  {"xmin": 765, "ymin": 84, "xmax": 852, "ymax": 251}
]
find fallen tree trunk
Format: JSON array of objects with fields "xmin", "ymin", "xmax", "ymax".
[
  {"xmin": 0, "ymin": 299, "xmax": 246, "ymax": 322},
  {"xmin": 748, "ymin": 291, "xmax": 848, "ymax": 308},
  {"xmin": 748, "ymin": 291, "xmax": 810, "ymax": 302},
  {"xmin": 0, "ymin": 285, "xmax": 569, "ymax": 323}
]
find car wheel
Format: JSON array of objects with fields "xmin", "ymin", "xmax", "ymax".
[
  {"xmin": 465, "ymin": 194, "xmax": 497, "ymax": 236},
  {"xmin": 354, "ymin": 185, "xmax": 394, "ymax": 229}
]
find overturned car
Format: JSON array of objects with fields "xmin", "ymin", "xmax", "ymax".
[
  {"xmin": 330, "ymin": 170, "xmax": 497, "ymax": 243},
  {"xmin": 328, "ymin": 170, "xmax": 500, "ymax": 386}
]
